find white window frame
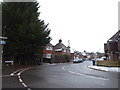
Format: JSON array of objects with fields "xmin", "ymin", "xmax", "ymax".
[
  {"xmin": 46, "ymin": 53, "xmax": 52, "ymax": 59},
  {"xmin": 46, "ymin": 46, "xmax": 53, "ymax": 50}
]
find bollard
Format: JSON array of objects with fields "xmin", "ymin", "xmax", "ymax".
[{"xmin": 92, "ymin": 60, "xmax": 96, "ymax": 65}]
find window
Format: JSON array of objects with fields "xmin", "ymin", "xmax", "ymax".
[
  {"xmin": 46, "ymin": 53, "xmax": 52, "ymax": 59},
  {"xmin": 46, "ymin": 46, "xmax": 53, "ymax": 50}
]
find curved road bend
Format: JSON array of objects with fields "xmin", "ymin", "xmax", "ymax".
[{"xmin": 19, "ymin": 61, "xmax": 119, "ymax": 88}]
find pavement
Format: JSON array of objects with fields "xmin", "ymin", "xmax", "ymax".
[{"xmin": 88, "ymin": 65, "xmax": 120, "ymax": 72}]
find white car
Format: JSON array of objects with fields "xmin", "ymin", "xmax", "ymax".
[
  {"xmin": 96, "ymin": 58, "xmax": 104, "ymax": 61},
  {"xmin": 73, "ymin": 58, "xmax": 83, "ymax": 63}
]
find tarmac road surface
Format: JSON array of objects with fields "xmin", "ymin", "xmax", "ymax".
[{"xmin": 2, "ymin": 61, "xmax": 120, "ymax": 89}]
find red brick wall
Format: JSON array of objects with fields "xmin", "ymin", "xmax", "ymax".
[
  {"xmin": 43, "ymin": 50, "xmax": 54, "ymax": 54},
  {"xmin": 108, "ymin": 41, "xmax": 118, "ymax": 52}
]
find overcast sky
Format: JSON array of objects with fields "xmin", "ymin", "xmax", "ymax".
[
  {"xmin": 1, "ymin": 0, "xmax": 119, "ymax": 53},
  {"xmin": 38, "ymin": 0, "xmax": 119, "ymax": 53}
]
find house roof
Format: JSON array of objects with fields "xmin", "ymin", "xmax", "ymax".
[
  {"xmin": 46, "ymin": 43, "xmax": 54, "ymax": 47},
  {"xmin": 108, "ymin": 30, "xmax": 120, "ymax": 41},
  {"xmin": 54, "ymin": 39, "xmax": 67, "ymax": 50}
]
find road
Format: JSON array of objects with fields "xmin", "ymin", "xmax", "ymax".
[{"xmin": 2, "ymin": 61, "xmax": 120, "ymax": 89}]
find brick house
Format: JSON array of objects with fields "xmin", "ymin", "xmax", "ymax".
[
  {"xmin": 43, "ymin": 39, "xmax": 71, "ymax": 63},
  {"xmin": 70, "ymin": 53, "xmax": 74, "ymax": 62},
  {"xmin": 86, "ymin": 52, "xmax": 96, "ymax": 60},
  {"xmin": 74, "ymin": 51, "xmax": 84, "ymax": 59},
  {"xmin": 54, "ymin": 39, "xmax": 70, "ymax": 56},
  {"xmin": 104, "ymin": 30, "xmax": 120, "ymax": 61},
  {"xmin": 52, "ymin": 39, "xmax": 71, "ymax": 63},
  {"xmin": 43, "ymin": 43, "xmax": 54, "ymax": 63}
]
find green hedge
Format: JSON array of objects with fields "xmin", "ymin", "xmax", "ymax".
[{"xmin": 96, "ymin": 60, "xmax": 120, "ymax": 67}]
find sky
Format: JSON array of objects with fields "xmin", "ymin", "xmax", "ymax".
[
  {"xmin": 0, "ymin": 0, "xmax": 119, "ymax": 53},
  {"xmin": 37, "ymin": 0, "xmax": 119, "ymax": 53}
]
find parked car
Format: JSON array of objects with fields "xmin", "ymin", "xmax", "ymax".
[
  {"xmin": 95, "ymin": 58, "xmax": 104, "ymax": 61},
  {"xmin": 73, "ymin": 58, "xmax": 83, "ymax": 63},
  {"xmin": 91, "ymin": 58, "xmax": 96, "ymax": 61}
]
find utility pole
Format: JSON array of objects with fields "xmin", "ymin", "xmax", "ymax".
[{"xmin": 68, "ymin": 40, "xmax": 70, "ymax": 47}]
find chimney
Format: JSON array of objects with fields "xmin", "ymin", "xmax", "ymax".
[
  {"xmin": 59, "ymin": 39, "xmax": 62, "ymax": 43},
  {"xmin": 68, "ymin": 40, "xmax": 70, "ymax": 47}
]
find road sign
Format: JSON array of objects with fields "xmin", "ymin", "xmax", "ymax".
[
  {"xmin": 0, "ymin": 40, "xmax": 6, "ymax": 44},
  {"xmin": 0, "ymin": 36, "xmax": 7, "ymax": 39}
]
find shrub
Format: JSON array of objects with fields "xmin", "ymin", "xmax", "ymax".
[{"xmin": 96, "ymin": 60, "xmax": 120, "ymax": 67}]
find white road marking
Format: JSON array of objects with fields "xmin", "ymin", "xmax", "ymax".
[
  {"xmin": 22, "ymin": 82, "xmax": 27, "ymax": 87},
  {"xmin": 10, "ymin": 73, "xmax": 14, "ymax": 76},
  {"xmin": 85, "ymin": 75, "xmax": 109, "ymax": 80},
  {"xmin": 68, "ymin": 70, "xmax": 109, "ymax": 80},
  {"xmin": 0, "ymin": 75, "xmax": 15, "ymax": 77},
  {"xmin": 28, "ymin": 88, "xmax": 32, "ymax": 90},
  {"xmin": 19, "ymin": 78, "xmax": 23, "ymax": 83},
  {"xmin": 17, "ymin": 68, "xmax": 30, "ymax": 87},
  {"xmin": 9, "ymin": 67, "xmax": 31, "ymax": 89},
  {"xmin": 16, "ymin": 68, "xmax": 29, "ymax": 76},
  {"xmin": 17, "ymin": 73, "xmax": 21, "ymax": 76},
  {"xmin": 18, "ymin": 75, "xmax": 21, "ymax": 78},
  {"xmin": 10, "ymin": 69, "xmax": 22, "ymax": 76},
  {"xmin": 2, "ymin": 67, "xmax": 32, "ymax": 90},
  {"xmin": 68, "ymin": 71, "xmax": 82, "ymax": 76},
  {"xmin": 62, "ymin": 66, "xmax": 65, "ymax": 70},
  {"xmin": 62, "ymin": 65, "xmax": 109, "ymax": 81},
  {"xmin": 18, "ymin": 74, "xmax": 28, "ymax": 88}
]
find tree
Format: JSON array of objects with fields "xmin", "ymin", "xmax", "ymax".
[{"xmin": 2, "ymin": 2, "xmax": 51, "ymax": 66}]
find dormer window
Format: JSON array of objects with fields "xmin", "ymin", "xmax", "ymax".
[{"xmin": 46, "ymin": 46, "xmax": 53, "ymax": 50}]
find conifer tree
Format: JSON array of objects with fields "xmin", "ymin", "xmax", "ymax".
[{"xmin": 2, "ymin": 2, "xmax": 51, "ymax": 65}]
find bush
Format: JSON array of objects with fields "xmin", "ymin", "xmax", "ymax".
[
  {"xmin": 96, "ymin": 60, "xmax": 120, "ymax": 67},
  {"xmin": 63, "ymin": 55, "xmax": 70, "ymax": 62}
]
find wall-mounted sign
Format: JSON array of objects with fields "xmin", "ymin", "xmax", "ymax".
[{"xmin": 0, "ymin": 40, "xmax": 6, "ymax": 44}]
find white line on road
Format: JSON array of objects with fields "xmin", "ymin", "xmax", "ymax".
[
  {"xmin": 19, "ymin": 78, "xmax": 23, "ymax": 83},
  {"xmin": 68, "ymin": 70, "xmax": 109, "ymax": 80},
  {"xmin": 10, "ymin": 69, "xmax": 22, "ymax": 76},
  {"xmin": 68, "ymin": 71, "xmax": 82, "ymax": 76},
  {"xmin": 9, "ymin": 67, "xmax": 31, "ymax": 90},
  {"xmin": 62, "ymin": 66, "xmax": 109, "ymax": 81},
  {"xmin": 28, "ymin": 88, "xmax": 32, "ymax": 90},
  {"xmin": 62, "ymin": 66, "xmax": 65, "ymax": 70},
  {"xmin": 17, "ymin": 73, "xmax": 21, "ymax": 76},
  {"xmin": 22, "ymin": 82, "xmax": 27, "ymax": 87},
  {"xmin": 0, "ymin": 75, "xmax": 16, "ymax": 77},
  {"xmin": 18, "ymin": 75, "xmax": 21, "ymax": 79},
  {"xmin": 10, "ymin": 73, "xmax": 14, "ymax": 76}
]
